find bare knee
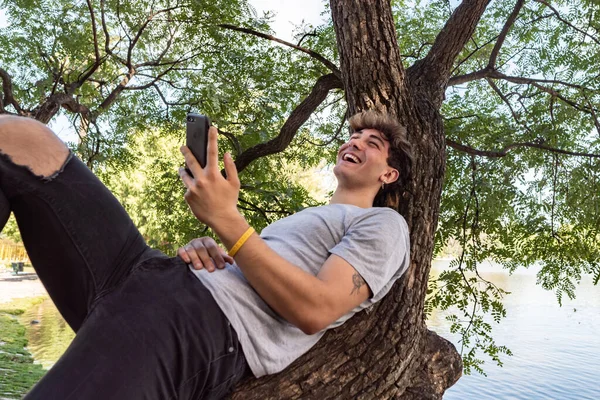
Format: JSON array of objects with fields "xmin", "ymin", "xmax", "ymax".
[{"xmin": 0, "ymin": 115, "xmax": 70, "ymax": 177}]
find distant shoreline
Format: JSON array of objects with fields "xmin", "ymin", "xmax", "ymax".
[{"xmin": 0, "ymin": 266, "xmax": 47, "ymax": 304}]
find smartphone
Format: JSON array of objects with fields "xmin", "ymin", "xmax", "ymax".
[{"xmin": 185, "ymin": 113, "xmax": 211, "ymax": 176}]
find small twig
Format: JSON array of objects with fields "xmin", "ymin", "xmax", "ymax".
[
  {"xmin": 446, "ymin": 138, "xmax": 600, "ymax": 159},
  {"xmin": 218, "ymin": 24, "xmax": 340, "ymax": 77}
]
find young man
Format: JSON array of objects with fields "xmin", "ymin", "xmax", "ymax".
[{"xmin": 0, "ymin": 110, "xmax": 411, "ymax": 399}]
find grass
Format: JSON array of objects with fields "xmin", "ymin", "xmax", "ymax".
[{"xmin": 0, "ymin": 297, "xmax": 47, "ymax": 399}]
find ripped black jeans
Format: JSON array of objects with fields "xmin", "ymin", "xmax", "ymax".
[{"xmin": 0, "ymin": 150, "xmax": 250, "ymax": 399}]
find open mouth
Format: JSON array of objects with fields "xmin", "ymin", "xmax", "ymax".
[{"xmin": 342, "ymin": 153, "xmax": 361, "ymax": 164}]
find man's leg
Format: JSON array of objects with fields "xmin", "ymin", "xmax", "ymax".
[
  {"xmin": 0, "ymin": 115, "xmax": 164, "ymax": 331},
  {"xmin": 24, "ymin": 257, "xmax": 252, "ymax": 400}
]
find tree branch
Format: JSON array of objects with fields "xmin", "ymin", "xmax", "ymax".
[
  {"xmin": 99, "ymin": 0, "xmax": 125, "ymax": 63},
  {"xmin": 126, "ymin": 5, "xmax": 182, "ymax": 68},
  {"xmin": 534, "ymin": 0, "xmax": 600, "ymax": 45},
  {"xmin": 450, "ymin": 35, "xmax": 498, "ymax": 77},
  {"xmin": 125, "ymin": 64, "xmax": 176, "ymax": 91},
  {"xmin": 449, "ymin": 70, "xmax": 596, "ymax": 116},
  {"xmin": 233, "ymin": 73, "xmax": 343, "ymax": 173},
  {"xmin": 447, "ymin": 67, "xmax": 492, "ymax": 86},
  {"xmin": 444, "ymin": 0, "xmax": 525, "ymax": 87},
  {"xmin": 446, "ymin": 138, "xmax": 600, "ymax": 158},
  {"xmin": 488, "ymin": 0, "xmax": 525, "ymax": 68},
  {"xmin": 304, "ymin": 107, "xmax": 348, "ymax": 147},
  {"xmin": 486, "ymin": 78, "xmax": 532, "ymax": 133},
  {"xmin": 297, "ymin": 31, "xmax": 318, "ymax": 47},
  {"xmin": 218, "ymin": 24, "xmax": 341, "ymax": 77},
  {"xmin": 95, "ymin": 69, "xmax": 135, "ymax": 114},
  {"xmin": 218, "ymin": 128, "xmax": 242, "ymax": 156},
  {"xmin": 491, "ymin": 71, "xmax": 589, "ymax": 92},
  {"xmin": 407, "ymin": 0, "xmax": 492, "ymax": 105},
  {"xmin": 0, "ymin": 67, "xmax": 22, "ymax": 114},
  {"xmin": 72, "ymin": 0, "xmax": 103, "ymax": 90}
]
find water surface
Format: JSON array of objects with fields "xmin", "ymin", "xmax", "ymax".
[
  {"xmin": 428, "ymin": 261, "xmax": 600, "ymax": 400},
  {"xmin": 19, "ymin": 297, "xmax": 74, "ymax": 369}
]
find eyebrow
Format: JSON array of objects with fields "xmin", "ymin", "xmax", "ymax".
[{"xmin": 353, "ymin": 130, "xmax": 386, "ymax": 146}]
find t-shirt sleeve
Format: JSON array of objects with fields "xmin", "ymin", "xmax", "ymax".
[{"xmin": 328, "ymin": 210, "xmax": 410, "ymax": 301}]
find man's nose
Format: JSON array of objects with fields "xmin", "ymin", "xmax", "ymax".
[{"xmin": 348, "ymin": 137, "xmax": 364, "ymax": 150}]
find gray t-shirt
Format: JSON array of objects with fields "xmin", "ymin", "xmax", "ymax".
[{"xmin": 190, "ymin": 203, "xmax": 410, "ymax": 377}]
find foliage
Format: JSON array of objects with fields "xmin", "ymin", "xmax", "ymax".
[
  {"xmin": 0, "ymin": 214, "xmax": 21, "ymax": 243},
  {"xmin": 427, "ymin": 0, "xmax": 600, "ymax": 373}
]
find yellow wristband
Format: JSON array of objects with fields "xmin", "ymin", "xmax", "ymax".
[{"xmin": 228, "ymin": 227, "xmax": 255, "ymax": 257}]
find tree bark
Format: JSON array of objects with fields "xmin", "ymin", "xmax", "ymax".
[{"xmin": 229, "ymin": 0, "xmax": 497, "ymax": 398}]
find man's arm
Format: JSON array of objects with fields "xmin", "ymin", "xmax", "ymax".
[
  {"xmin": 211, "ymin": 212, "xmax": 371, "ymax": 335},
  {"xmin": 179, "ymin": 127, "xmax": 370, "ymax": 335}
]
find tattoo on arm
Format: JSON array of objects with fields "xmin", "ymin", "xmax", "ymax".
[{"xmin": 350, "ymin": 272, "xmax": 366, "ymax": 296}]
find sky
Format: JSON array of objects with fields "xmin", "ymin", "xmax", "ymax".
[{"xmin": 250, "ymin": 0, "xmax": 327, "ymax": 41}]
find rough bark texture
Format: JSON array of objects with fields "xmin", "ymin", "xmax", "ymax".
[{"xmin": 233, "ymin": 0, "xmax": 492, "ymax": 398}]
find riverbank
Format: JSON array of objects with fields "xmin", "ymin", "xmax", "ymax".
[
  {"xmin": 0, "ymin": 266, "xmax": 46, "ymax": 304},
  {"xmin": 0, "ymin": 297, "xmax": 47, "ymax": 399},
  {"xmin": 0, "ymin": 266, "xmax": 50, "ymax": 398}
]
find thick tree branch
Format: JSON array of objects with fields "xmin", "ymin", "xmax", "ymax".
[
  {"xmin": 447, "ymin": 67, "xmax": 491, "ymax": 86},
  {"xmin": 447, "ymin": 138, "xmax": 600, "ymax": 158},
  {"xmin": 450, "ymin": 0, "xmax": 594, "ymax": 88},
  {"xmin": 33, "ymin": 93, "xmax": 91, "ymax": 124},
  {"xmin": 448, "ymin": 0, "xmax": 526, "ymax": 86},
  {"xmin": 488, "ymin": 0, "xmax": 525, "ymax": 68},
  {"xmin": 100, "ymin": 0, "xmax": 125, "ymax": 64},
  {"xmin": 0, "ymin": 67, "xmax": 23, "ymax": 114},
  {"xmin": 218, "ymin": 24, "xmax": 341, "ymax": 77},
  {"xmin": 95, "ymin": 69, "xmax": 135, "ymax": 114},
  {"xmin": 73, "ymin": 0, "xmax": 103, "ymax": 91},
  {"xmin": 233, "ymin": 73, "xmax": 342, "ymax": 173},
  {"xmin": 408, "ymin": 0, "xmax": 492, "ymax": 106}
]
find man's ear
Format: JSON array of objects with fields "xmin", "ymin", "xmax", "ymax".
[{"xmin": 382, "ymin": 167, "xmax": 399, "ymax": 184}]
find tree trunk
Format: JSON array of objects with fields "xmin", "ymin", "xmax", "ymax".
[{"xmin": 231, "ymin": 0, "xmax": 496, "ymax": 397}]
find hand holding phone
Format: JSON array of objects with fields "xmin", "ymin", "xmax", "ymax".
[
  {"xmin": 185, "ymin": 113, "xmax": 211, "ymax": 176},
  {"xmin": 179, "ymin": 117, "xmax": 242, "ymax": 229}
]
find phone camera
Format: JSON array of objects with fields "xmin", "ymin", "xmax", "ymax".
[{"xmin": 187, "ymin": 116, "xmax": 195, "ymax": 122}]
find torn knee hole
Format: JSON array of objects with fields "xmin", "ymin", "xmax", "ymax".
[{"xmin": 0, "ymin": 149, "xmax": 73, "ymax": 182}]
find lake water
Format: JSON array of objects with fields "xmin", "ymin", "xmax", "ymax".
[
  {"xmin": 11, "ymin": 261, "xmax": 600, "ymax": 399},
  {"xmin": 428, "ymin": 260, "xmax": 600, "ymax": 400}
]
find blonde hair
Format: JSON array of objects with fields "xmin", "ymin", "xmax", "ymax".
[{"xmin": 348, "ymin": 110, "xmax": 413, "ymax": 211}]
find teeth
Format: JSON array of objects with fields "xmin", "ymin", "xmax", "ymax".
[{"xmin": 343, "ymin": 153, "xmax": 360, "ymax": 163}]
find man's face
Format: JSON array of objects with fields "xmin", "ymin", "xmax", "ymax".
[{"xmin": 333, "ymin": 128, "xmax": 394, "ymax": 188}]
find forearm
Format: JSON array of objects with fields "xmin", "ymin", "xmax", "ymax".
[{"xmin": 212, "ymin": 213, "xmax": 333, "ymax": 334}]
